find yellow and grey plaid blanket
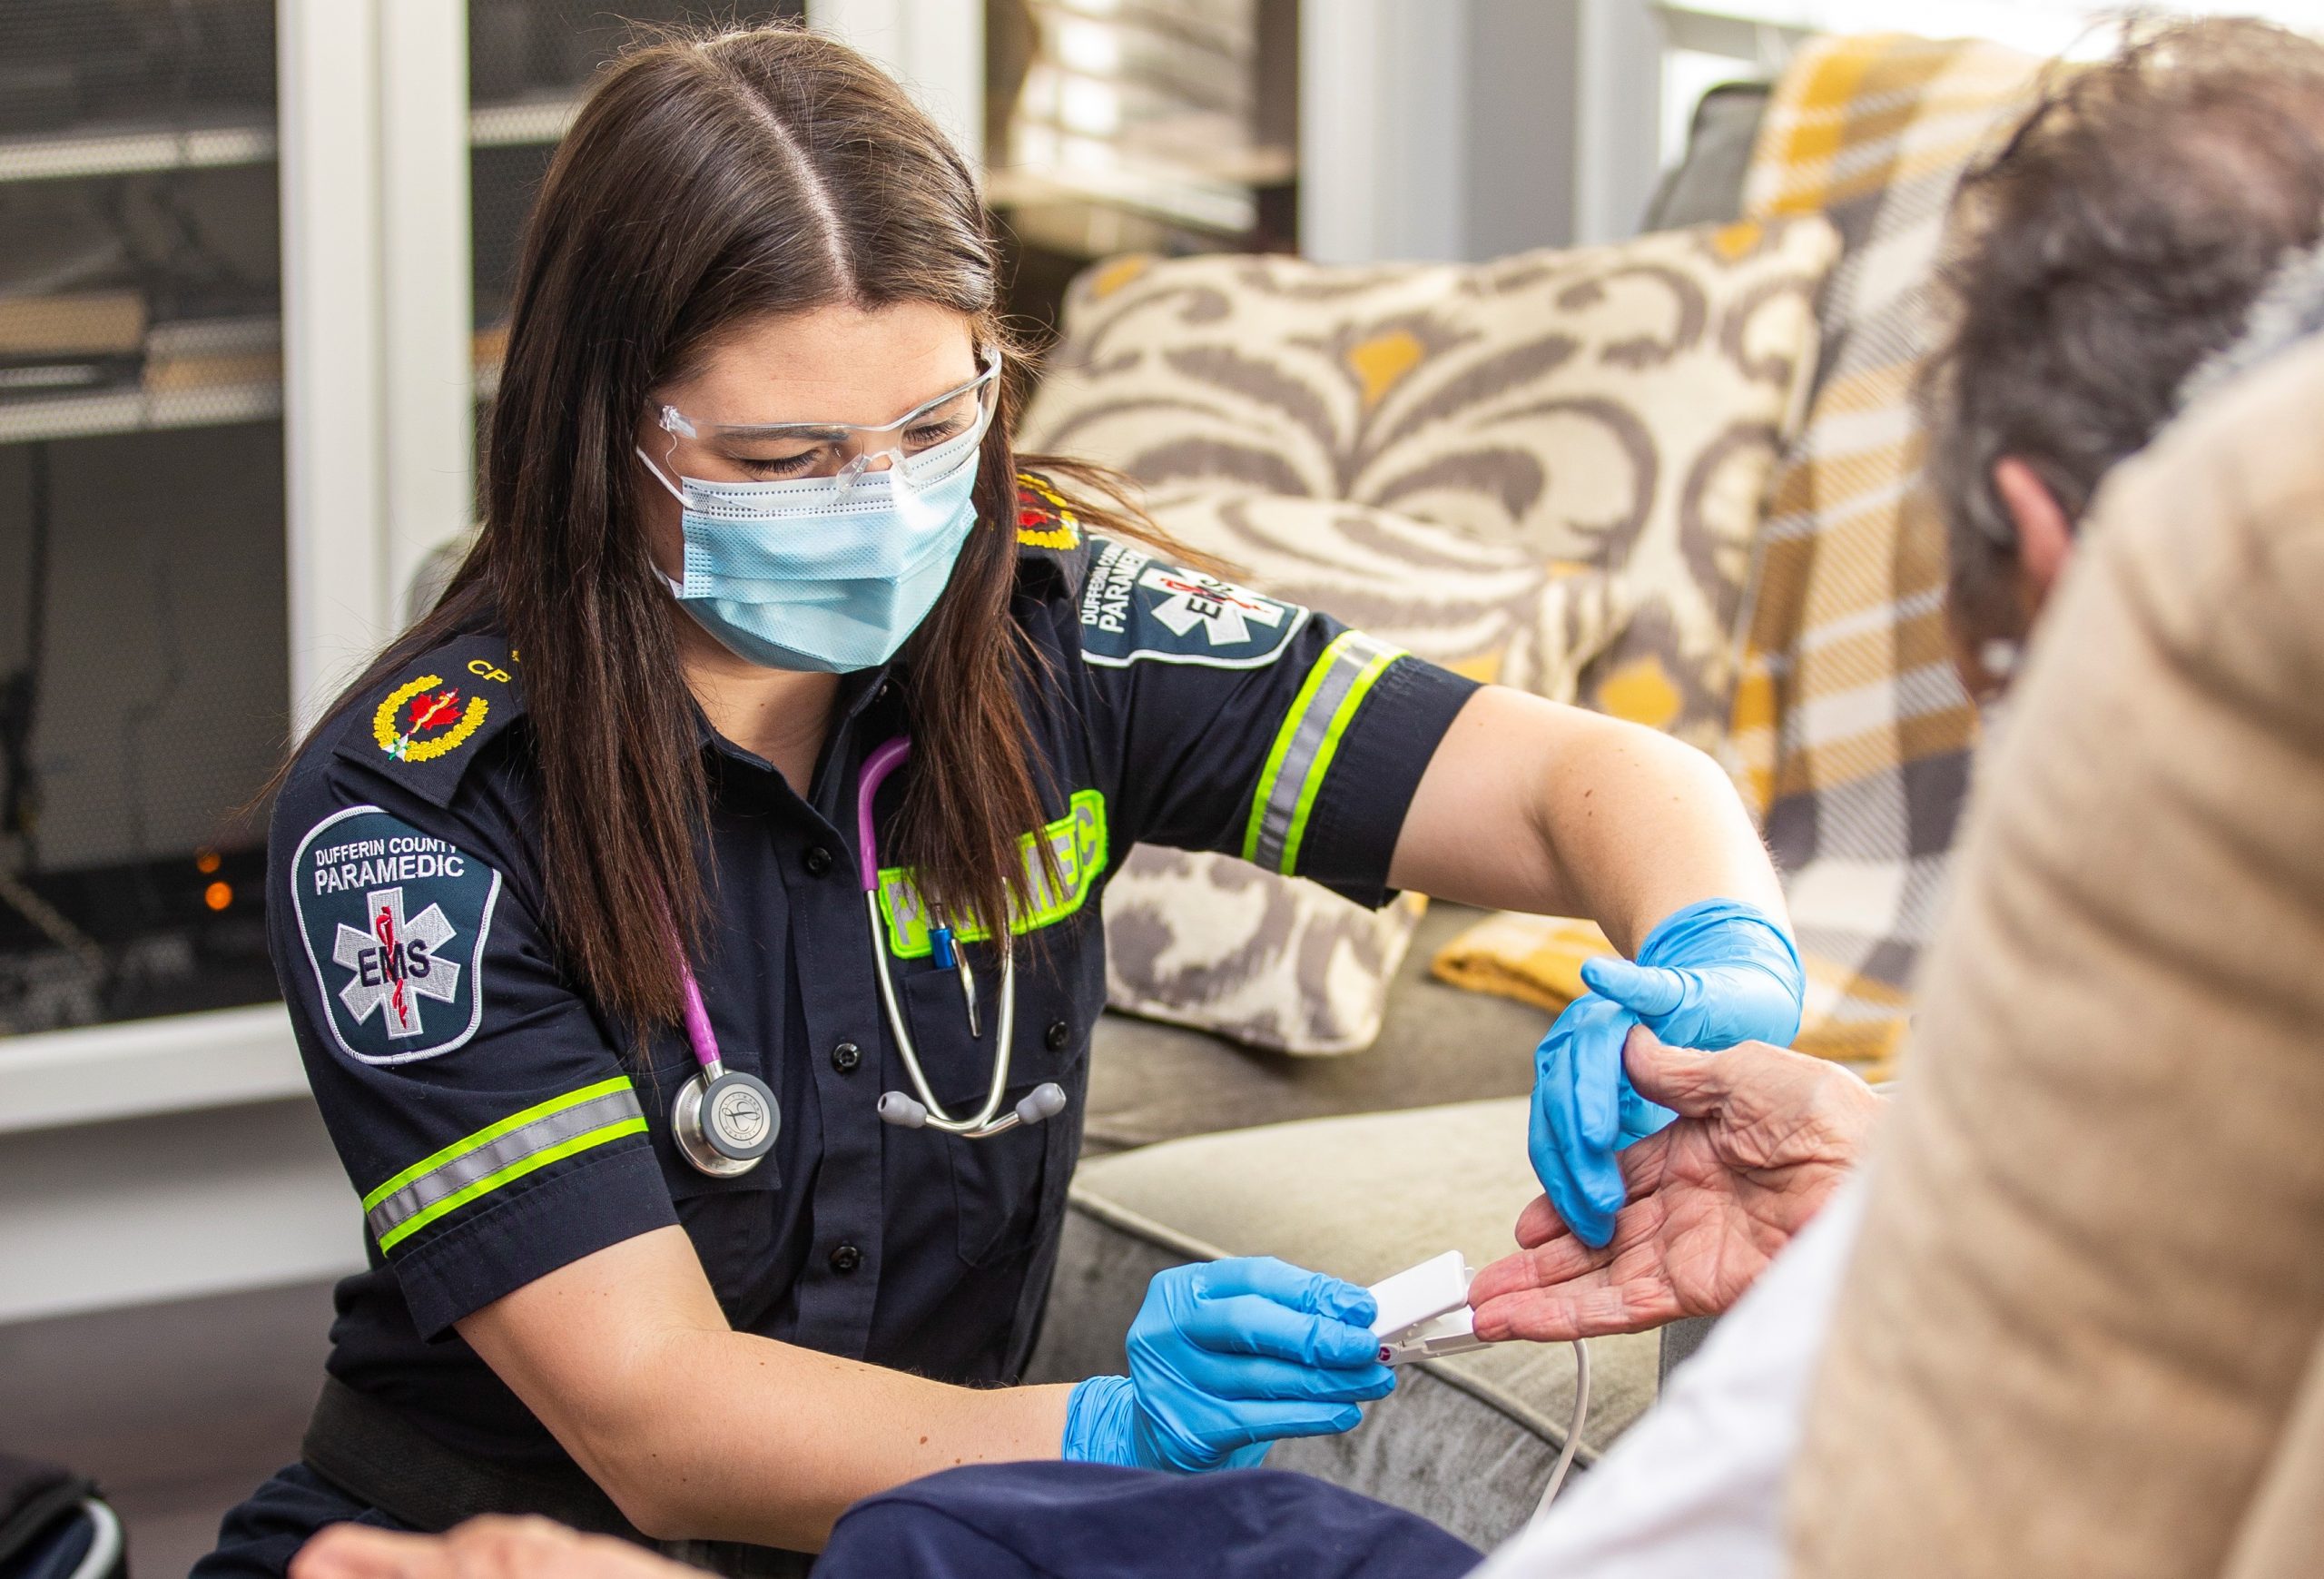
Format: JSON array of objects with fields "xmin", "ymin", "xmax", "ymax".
[{"xmin": 1434, "ymin": 34, "xmax": 2047, "ymax": 1080}]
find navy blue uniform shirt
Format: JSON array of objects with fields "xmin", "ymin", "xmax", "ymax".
[{"xmin": 268, "ymin": 478, "xmax": 1480, "ymax": 1473}]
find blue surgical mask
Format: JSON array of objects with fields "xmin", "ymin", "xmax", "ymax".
[{"xmin": 638, "ymin": 427, "xmax": 983, "ymax": 674}]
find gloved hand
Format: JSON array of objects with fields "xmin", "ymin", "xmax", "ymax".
[
  {"xmin": 1059, "ymin": 1257, "xmax": 1394, "ymax": 1473},
  {"xmin": 1528, "ymin": 898, "xmax": 1804, "ymax": 1248}
]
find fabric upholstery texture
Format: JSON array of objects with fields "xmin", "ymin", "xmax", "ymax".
[
  {"xmin": 1433, "ymin": 36, "xmax": 2050, "ymax": 1079},
  {"xmin": 1143, "ymin": 489, "xmax": 1634, "ymax": 699},
  {"xmin": 1100, "ymin": 849, "xmax": 1429, "ymax": 1057},
  {"xmin": 1790, "ymin": 336, "xmax": 2324, "ymax": 1578},
  {"xmin": 1726, "ymin": 33, "xmax": 2047, "ymax": 1066},
  {"xmin": 1641, "ymin": 80, "xmax": 1773, "ymax": 233},
  {"xmin": 1020, "ymin": 217, "xmax": 1836, "ymax": 745},
  {"xmin": 2221, "ymin": 1328, "xmax": 2324, "ymax": 1579},
  {"xmin": 1081, "ymin": 902, "xmax": 1543, "ymax": 1156},
  {"xmin": 1026, "ymin": 217, "xmax": 1836, "ymax": 1055},
  {"xmin": 1430, "ymin": 910, "xmax": 1888, "ymax": 1076},
  {"xmin": 1029, "ymin": 1100, "xmax": 1660, "ymax": 1551}
]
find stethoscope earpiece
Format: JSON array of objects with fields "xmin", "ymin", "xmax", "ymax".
[
  {"xmin": 875, "ymin": 1081, "xmax": 1066, "ymax": 1140},
  {"xmin": 673, "ymin": 1065, "xmax": 781, "ymax": 1178}
]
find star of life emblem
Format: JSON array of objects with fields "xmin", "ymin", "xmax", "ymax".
[
  {"xmin": 1137, "ymin": 564, "xmax": 1287, "ymax": 648},
  {"xmin": 293, "ymin": 804, "xmax": 498, "ymax": 1064},
  {"xmin": 332, "ymin": 885, "xmax": 461, "ymax": 1039}
]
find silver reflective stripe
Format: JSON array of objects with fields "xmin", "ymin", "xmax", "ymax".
[
  {"xmin": 364, "ymin": 1083, "xmax": 645, "ymax": 1247},
  {"xmin": 1248, "ymin": 631, "xmax": 1403, "ymax": 874}
]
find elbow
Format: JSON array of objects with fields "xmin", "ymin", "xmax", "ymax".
[
  {"xmin": 593, "ymin": 1455, "xmax": 694, "ymax": 1543},
  {"xmin": 612, "ymin": 1493, "xmax": 690, "ymax": 1545},
  {"xmin": 1609, "ymin": 716, "xmax": 1753, "ymax": 820},
  {"xmin": 1618, "ymin": 712, "xmax": 1732, "ymax": 783},
  {"xmin": 559, "ymin": 1409, "xmax": 703, "ymax": 1542}
]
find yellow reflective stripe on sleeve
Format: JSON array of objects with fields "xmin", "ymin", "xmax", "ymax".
[
  {"xmin": 878, "ymin": 790, "xmax": 1108, "ymax": 958},
  {"xmin": 1241, "ymin": 632, "xmax": 1406, "ymax": 876},
  {"xmin": 362, "ymin": 1076, "xmax": 645, "ymax": 1252}
]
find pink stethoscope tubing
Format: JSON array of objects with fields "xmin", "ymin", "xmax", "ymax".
[
  {"xmin": 670, "ymin": 735, "xmax": 1044, "ymax": 1140},
  {"xmin": 676, "ymin": 954, "xmax": 726, "ymax": 1076}
]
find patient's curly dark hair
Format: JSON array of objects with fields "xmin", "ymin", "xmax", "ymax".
[{"xmin": 1925, "ymin": 17, "xmax": 2324, "ymax": 654}]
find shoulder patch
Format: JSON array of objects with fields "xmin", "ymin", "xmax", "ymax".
[
  {"xmin": 373, "ymin": 673, "xmax": 491, "ymax": 762},
  {"xmin": 1016, "ymin": 471, "xmax": 1083, "ymax": 551},
  {"xmin": 290, "ymin": 804, "xmax": 502, "ymax": 1065},
  {"xmin": 334, "ymin": 633, "xmax": 524, "ymax": 806},
  {"xmin": 1078, "ymin": 536, "xmax": 1310, "ymax": 670}
]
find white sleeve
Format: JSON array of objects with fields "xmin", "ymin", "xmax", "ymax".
[{"xmin": 1469, "ymin": 1174, "xmax": 1872, "ymax": 1579}]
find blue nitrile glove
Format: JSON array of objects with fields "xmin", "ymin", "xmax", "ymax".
[
  {"xmin": 1059, "ymin": 1257, "xmax": 1395, "ymax": 1473},
  {"xmin": 1582, "ymin": 898, "xmax": 1806, "ymax": 1059},
  {"xmin": 1527, "ymin": 992, "xmax": 1642, "ymax": 1251},
  {"xmin": 1529, "ymin": 899, "xmax": 1805, "ymax": 1249}
]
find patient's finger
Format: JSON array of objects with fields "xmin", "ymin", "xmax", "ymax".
[
  {"xmin": 1626, "ymin": 1030, "xmax": 1846, "ymax": 1135},
  {"xmin": 1471, "ymin": 1233, "xmax": 1607, "ymax": 1306},
  {"xmin": 1470, "ymin": 1267, "xmax": 1681, "ymax": 1343},
  {"xmin": 1618, "ymin": 1028, "xmax": 1734, "ymax": 1120},
  {"xmin": 1478, "ymin": 1184, "xmax": 1677, "ymax": 1304},
  {"xmin": 1513, "ymin": 1191, "xmax": 1571, "ymax": 1250},
  {"xmin": 439, "ymin": 1517, "xmax": 647, "ymax": 1579},
  {"xmin": 292, "ymin": 1525, "xmax": 444, "ymax": 1579}
]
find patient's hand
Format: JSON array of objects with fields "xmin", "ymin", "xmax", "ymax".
[
  {"xmin": 291, "ymin": 1517, "xmax": 684, "ymax": 1579},
  {"xmin": 1469, "ymin": 1029, "xmax": 1880, "ymax": 1342}
]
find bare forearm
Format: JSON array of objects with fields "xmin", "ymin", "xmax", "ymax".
[
  {"xmin": 458, "ymin": 1230, "xmax": 1075, "ymax": 1554},
  {"xmin": 1521, "ymin": 708, "xmax": 1781, "ymax": 952},
  {"xmin": 1392, "ymin": 687, "xmax": 1783, "ymax": 952},
  {"xmin": 574, "ymin": 1332, "xmax": 1072, "ymax": 1550}
]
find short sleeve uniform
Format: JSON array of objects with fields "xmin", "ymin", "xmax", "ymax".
[{"xmin": 272, "ymin": 476, "xmax": 1479, "ymax": 1474}]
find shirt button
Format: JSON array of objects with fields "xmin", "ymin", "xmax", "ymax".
[
  {"xmin": 1045, "ymin": 1018, "xmax": 1071, "ymax": 1052},
  {"xmin": 831, "ymin": 1040, "xmax": 862, "ymax": 1073},
  {"xmin": 828, "ymin": 1242, "xmax": 863, "ymax": 1275},
  {"xmin": 803, "ymin": 845, "xmax": 835, "ymax": 878}
]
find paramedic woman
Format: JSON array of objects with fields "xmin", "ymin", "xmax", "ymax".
[{"xmin": 195, "ymin": 23, "xmax": 1803, "ymax": 1579}]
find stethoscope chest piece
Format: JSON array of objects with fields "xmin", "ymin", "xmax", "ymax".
[{"xmin": 674, "ymin": 1066, "xmax": 780, "ymax": 1178}]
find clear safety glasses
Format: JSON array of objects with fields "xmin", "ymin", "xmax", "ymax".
[{"xmin": 654, "ymin": 348, "xmax": 1003, "ymax": 503}]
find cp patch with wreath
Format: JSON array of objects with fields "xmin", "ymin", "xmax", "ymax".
[
  {"xmin": 374, "ymin": 675, "xmax": 490, "ymax": 764},
  {"xmin": 1016, "ymin": 470, "xmax": 1084, "ymax": 550}
]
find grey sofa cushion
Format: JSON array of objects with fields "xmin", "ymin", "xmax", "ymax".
[
  {"xmin": 1029, "ymin": 1100, "xmax": 1663, "ymax": 1551},
  {"xmin": 1642, "ymin": 79, "xmax": 1771, "ymax": 232},
  {"xmin": 1081, "ymin": 903, "xmax": 1546, "ymax": 1156}
]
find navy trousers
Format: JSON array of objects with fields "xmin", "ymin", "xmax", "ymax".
[
  {"xmin": 813, "ymin": 1462, "xmax": 1484, "ymax": 1579},
  {"xmin": 195, "ymin": 1460, "xmax": 1482, "ymax": 1579},
  {"xmin": 192, "ymin": 1464, "xmax": 416, "ymax": 1579},
  {"xmin": 194, "ymin": 1463, "xmax": 810, "ymax": 1579}
]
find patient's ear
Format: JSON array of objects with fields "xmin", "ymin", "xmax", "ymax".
[{"xmin": 1994, "ymin": 458, "xmax": 2074, "ymax": 614}]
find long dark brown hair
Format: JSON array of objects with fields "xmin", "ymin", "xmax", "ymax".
[{"xmin": 291, "ymin": 24, "xmax": 1152, "ymax": 1032}]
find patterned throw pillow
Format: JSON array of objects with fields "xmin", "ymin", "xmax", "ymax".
[
  {"xmin": 1019, "ymin": 214, "xmax": 1839, "ymax": 745},
  {"xmin": 1101, "ymin": 492, "xmax": 1632, "ymax": 1054},
  {"xmin": 1026, "ymin": 218, "xmax": 1838, "ymax": 1054},
  {"xmin": 1139, "ymin": 489, "xmax": 1631, "ymax": 696}
]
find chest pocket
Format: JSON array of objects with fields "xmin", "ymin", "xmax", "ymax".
[
  {"xmin": 901, "ymin": 958, "xmax": 1086, "ymax": 1268},
  {"xmin": 642, "ymin": 1050, "xmax": 784, "ymax": 1308},
  {"xmin": 666, "ymin": 1163, "xmax": 783, "ymax": 1304}
]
